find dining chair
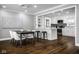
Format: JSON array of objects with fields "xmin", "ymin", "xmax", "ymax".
[
  {"xmin": 24, "ymin": 33, "xmax": 34, "ymax": 44},
  {"xmin": 34, "ymin": 31, "xmax": 41, "ymax": 42},
  {"xmin": 13, "ymin": 31, "xmax": 26, "ymax": 46},
  {"xmin": 9, "ymin": 31, "xmax": 15, "ymax": 45},
  {"xmin": 12, "ymin": 31, "xmax": 21, "ymax": 46}
]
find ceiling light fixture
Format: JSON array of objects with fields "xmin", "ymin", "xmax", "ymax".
[
  {"xmin": 2, "ymin": 5, "xmax": 6, "ymax": 8},
  {"xmin": 25, "ymin": 10, "xmax": 28, "ymax": 12},
  {"xmin": 33, "ymin": 5, "xmax": 37, "ymax": 8},
  {"xmin": 18, "ymin": 4, "xmax": 23, "ymax": 5},
  {"xmin": 21, "ymin": 4, "xmax": 27, "ymax": 9}
]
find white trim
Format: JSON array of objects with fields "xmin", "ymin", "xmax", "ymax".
[
  {"xmin": 35, "ymin": 4, "xmax": 76, "ymax": 16},
  {"xmin": 34, "ymin": 4, "xmax": 66, "ymax": 15},
  {"xmin": 0, "ymin": 38, "xmax": 11, "ymax": 41}
]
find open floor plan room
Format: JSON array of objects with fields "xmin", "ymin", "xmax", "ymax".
[{"xmin": 0, "ymin": 4, "xmax": 79, "ymax": 54}]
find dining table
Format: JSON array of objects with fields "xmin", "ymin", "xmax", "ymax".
[{"xmin": 16, "ymin": 30, "xmax": 35, "ymax": 47}]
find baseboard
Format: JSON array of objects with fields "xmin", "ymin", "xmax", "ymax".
[{"xmin": 0, "ymin": 38, "xmax": 11, "ymax": 41}]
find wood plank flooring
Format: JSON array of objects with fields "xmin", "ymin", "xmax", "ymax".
[{"xmin": 0, "ymin": 36, "xmax": 78, "ymax": 54}]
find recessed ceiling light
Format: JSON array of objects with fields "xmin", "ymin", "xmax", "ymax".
[
  {"xmin": 21, "ymin": 5, "xmax": 27, "ymax": 9},
  {"xmin": 33, "ymin": 5, "xmax": 37, "ymax": 8},
  {"xmin": 2, "ymin": 5, "xmax": 6, "ymax": 8},
  {"xmin": 25, "ymin": 10, "xmax": 28, "ymax": 12},
  {"xmin": 18, "ymin": 4, "xmax": 23, "ymax": 5}
]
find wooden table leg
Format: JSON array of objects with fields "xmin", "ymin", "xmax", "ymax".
[
  {"xmin": 33, "ymin": 33, "xmax": 35, "ymax": 44},
  {"xmin": 20, "ymin": 34, "xmax": 22, "ymax": 48}
]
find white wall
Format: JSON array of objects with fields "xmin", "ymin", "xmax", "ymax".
[
  {"xmin": 0, "ymin": 9, "xmax": 34, "ymax": 39},
  {"xmin": 75, "ymin": 4, "xmax": 79, "ymax": 46}
]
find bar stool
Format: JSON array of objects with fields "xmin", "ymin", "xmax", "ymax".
[
  {"xmin": 41, "ymin": 31, "xmax": 47, "ymax": 39},
  {"xmin": 35, "ymin": 31, "xmax": 41, "ymax": 42}
]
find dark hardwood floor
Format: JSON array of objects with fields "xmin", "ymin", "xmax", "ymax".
[{"xmin": 0, "ymin": 36, "xmax": 78, "ymax": 54}]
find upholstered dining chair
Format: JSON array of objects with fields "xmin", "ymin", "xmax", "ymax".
[
  {"xmin": 9, "ymin": 31, "xmax": 26, "ymax": 46},
  {"xmin": 9, "ymin": 31, "xmax": 15, "ymax": 44},
  {"xmin": 12, "ymin": 31, "xmax": 24, "ymax": 46},
  {"xmin": 24, "ymin": 33, "xmax": 34, "ymax": 44}
]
